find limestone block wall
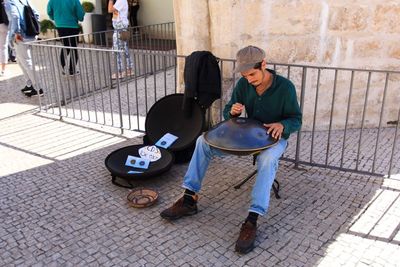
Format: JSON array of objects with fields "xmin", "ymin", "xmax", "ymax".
[{"xmin": 173, "ymin": 0, "xmax": 400, "ymax": 130}]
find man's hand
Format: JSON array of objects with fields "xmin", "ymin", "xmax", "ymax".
[
  {"xmin": 230, "ymin": 103, "xmax": 244, "ymax": 116},
  {"xmin": 264, "ymin": 122, "xmax": 284, "ymax": 140}
]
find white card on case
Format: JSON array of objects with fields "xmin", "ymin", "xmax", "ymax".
[
  {"xmin": 155, "ymin": 133, "xmax": 178, "ymax": 149},
  {"xmin": 125, "ymin": 155, "xmax": 150, "ymax": 169},
  {"xmin": 138, "ymin": 145, "xmax": 161, "ymax": 162}
]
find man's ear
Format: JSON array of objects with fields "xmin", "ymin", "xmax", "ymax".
[{"xmin": 261, "ymin": 60, "xmax": 267, "ymax": 69}]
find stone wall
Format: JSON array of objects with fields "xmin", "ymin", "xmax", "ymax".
[{"xmin": 173, "ymin": 0, "xmax": 400, "ymax": 129}]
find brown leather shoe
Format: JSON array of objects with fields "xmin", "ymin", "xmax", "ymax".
[
  {"xmin": 235, "ymin": 220, "xmax": 257, "ymax": 254},
  {"xmin": 160, "ymin": 195, "xmax": 198, "ymax": 220}
]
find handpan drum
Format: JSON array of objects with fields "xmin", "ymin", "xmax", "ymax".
[{"xmin": 203, "ymin": 117, "xmax": 278, "ymax": 156}]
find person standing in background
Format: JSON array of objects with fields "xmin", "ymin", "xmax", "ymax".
[
  {"xmin": 47, "ymin": 0, "xmax": 85, "ymax": 76},
  {"xmin": 128, "ymin": 0, "xmax": 139, "ymax": 33},
  {"xmin": 0, "ymin": 0, "xmax": 8, "ymax": 76},
  {"xmin": 108, "ymin": 0, "xmax": 132, "ymax": 79},
  {"xmin": 5, "ymin": 0, "xmax": 42, "ymax": 97}
]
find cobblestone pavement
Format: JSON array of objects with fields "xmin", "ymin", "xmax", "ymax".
[{"xmin": 1, "ymin": 66, "xmax": 400, "ymax": 266}]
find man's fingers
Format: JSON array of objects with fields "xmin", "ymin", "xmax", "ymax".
[
  {"xmin": 267, "ymin": 126, "xmax": 276, "ymax": 136},
  {"xmin": 263, "ymin": 123, "xmax": 283, "ymax": 140},
  {"xmin": 269, "ymin": 126, "xmax": 282, "ymax": 139},
  {"xmin": 272, "ymin": 128, "xmax": 278, "ymax": 138}
]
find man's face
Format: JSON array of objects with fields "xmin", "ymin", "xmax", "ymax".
[
  {"xmin": 240, "ymin": 60, "xmax": 266, "ymax": 87},
  {"xmin": 240, "ymin": 68, "xmax": 264, "ymax": 87}
]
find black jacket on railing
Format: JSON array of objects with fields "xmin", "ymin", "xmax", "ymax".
[{"xmin": 182, "ymin": 51, "xmax": 221, "ymax": 116}]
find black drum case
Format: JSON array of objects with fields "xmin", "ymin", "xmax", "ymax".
[{"xmin": 105, "ymin": 94, "xmax": 205, "ymax": 188}]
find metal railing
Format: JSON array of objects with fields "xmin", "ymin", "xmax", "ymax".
[
  {"xmin": 263, "ymin": 64, "xmax": 400, "ymax": 178},
  {"xmin": 29, "ymin": 34, "xmax": 400, "ymax": 178}
]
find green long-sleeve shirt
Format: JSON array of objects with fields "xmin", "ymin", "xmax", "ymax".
[
  {"xmin": 223, "ymin": 69, "xmax": 302, "ymax": 139},
  {"xmin": 47, "ymin": 0, "xmax": 85, "ymax": 29}
]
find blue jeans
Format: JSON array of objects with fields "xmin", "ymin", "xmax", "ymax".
[{"xmin": 182, "ymin": 135, "xmax": 288, "ymax": 216}]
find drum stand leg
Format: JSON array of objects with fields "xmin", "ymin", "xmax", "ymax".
[
  {"xmin": 234, "ymin": 170, "xmax": 257, "ymax": 189},
  {"xmin": 112, "ymin": 175, "xmax": 135, "ymax": 189}
]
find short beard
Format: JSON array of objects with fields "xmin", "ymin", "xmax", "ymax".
[{"xmin": 254, "ymin": 70, "xmax": 266, "ymax": 88}]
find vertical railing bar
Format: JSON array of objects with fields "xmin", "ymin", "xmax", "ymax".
[
  {"xmin": 76, "ymin": 45, "xmax": 87, "ymax": 120},
  {"xmin": 51, "ymin": 46, "xmax": 63, "ymax": 116},
  {"xmin": 47, "ymin": 45, "xmax": 56, "ymax": 113},
  {"xmin": 153, "ymin": 52, "xmax": 157, "ymax": 102},
  {"xmin": 75, "ymin": 46, "xmax": 85, "ymax": 120},
  {"xmin": 372, "ymin": 73, "xmax": 389, "ymax": 173},
  {"xmin": 36, "ymin": 45, "xmax": 51, "ymax": 112},
  {"xmin": 134, "ymin": 47, "xmax": 142, "ymax": 130},
  {"xmin": 40, "ymin": 44, "xmax": 52, "ymax": 111},
  {"xmin": 158, "ymin": 24, "xmax": 161, "ymax": 70},
  {"xmin": 124, "ymin": 51, "xmax": 132, "ymax": 130},
  {"xmin": 140, "ymin": 26, "xmax": 145, "ymax": 76},
  {"xmin": 325, "ymin": 69, "xmax": 338, "ymax": 166},
  {"xmin": 50, "ymin": 46, "xmax": 62, "ymax": 115},
  {"xmin": 287, "ymin": 65, "xmax": 291, "ymax": 80},
  {"xmin": 310, "ymin": 68, "xmax": 321, "ymax": 163},
  {"xmin": 133, "ymin": 51, "xmax": 140, "ymax": 131},
  {"xmin": 106, "ymin": 51, "xmax": 115, "ymax": 127},
  {"xmin": 73, "ymin": 47, "xmax": 83, "ymax": 120},
  {"xmin": 143, "ymin": 52, "xmax": 149, "ymax": 113},
  {"xmin": 29, "ymin": 44, "xmax": 43, "ymax": 110},
  {"xmin": 355, "ymin": 71, "xmax": 372, "ymax": 171},
  {"xmin": 95, "ymin": 50, "xmax": 105, "ymax": 124},
  {"xmin": 138, "ymin": 29, "xmax": 143, "ymax": 76},
  {"xmin": 161, "ymin": 24, "xmax": 165, "ymax": 68},
  {"xmin": 49, "ymin": 47, "xmax": 63, "ymax": 117},
  {"xmin": 340, "ymin": 70, "xmax": 355, "ymax": 168},
  {"xmin": 33, "ymin": 45, "xmax": 45, "ymax": 111},
  {"xmin": 295, "ymin": 67, "xmax": 306, "ymax": 168},
  {"xmin": 153, "ymin": 28, "xmax": 158, "ymax": 102},
  {"xmin": 76, "ymin": 44, "xmax": 85, "ymax": 120},
  {"xmin": 98, "ymin": 49, "xmax": 107, "ymax": 125},
  {"xmin": 232, "ymin": 60, "xmax": 237, "ymax": 121},
  {"xmin": 148, "ymin": 25, "xmax": 153, "ymax": 70},
  {"xmin": 60, "ymin": 46, "xmax": 70, "ymax": 117},
  {"xmin": 162, "ymin": 24, "xmax": 166, "ymax": 60},
  {"xmin": 162, "ymin": 24, "xmax": 165, "ymax": 54},
  {"xmin": 163, "ymin": 55, "xmax": 167, "ymax": 96},
  {"xmin": 114, "ymin": 50, "xmax": 124, "ymax": 131},
  {"xmin": 89, "ymin": 48, "xmax": 99, "ymax": 123},
  {"xmin": 68, "ymin": 47, "xmax": 78, "ymax": 119},
  {"xmin": 132, "ymin": 29, "xmax": 138, "ymax": 74},
  {"xmin": 169, "ymin": 23, "xmax": 173, "ymax": 67},
  {"xmin": 121, "ymin": 36, "xmax": 129, "ymax": 130},
  {"xmin": 82, "ymin": 48, "xmax": 92, "ymax": 122},
  {"xmin": 174, "ymin": 56, "xmax": 177, "ymax": 93},
  {"xmin": 387, "ymin": 101, "xmax": 400, "ymax": 178}
]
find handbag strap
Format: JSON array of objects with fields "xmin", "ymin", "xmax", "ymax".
[{"xmin": 18, "ymin": 0, "xmax": 30, "ymax": 7}]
